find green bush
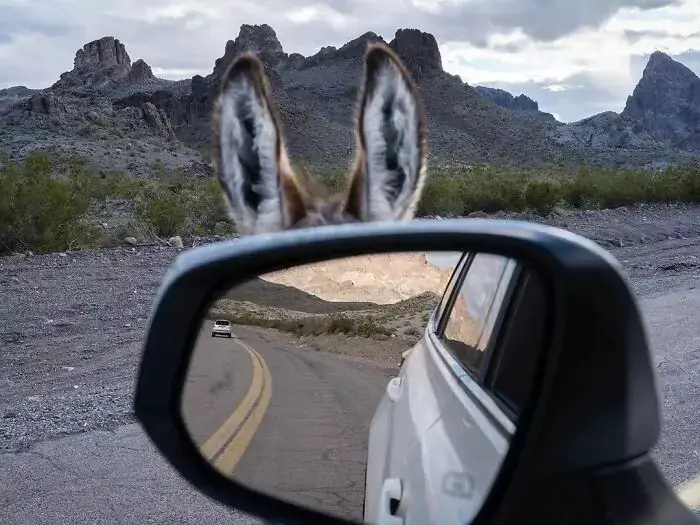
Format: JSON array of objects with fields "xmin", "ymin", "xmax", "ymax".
[
  {"xmin": 4, "ymin": 150, "xmax": 700, "ymax": 255},
  {"xmin": 524, "ymin": 178, "xmax": 563, "ymax": 216},
  {"xmin": 0, "ymin": 152, "xmax": 234, "ymax": 254},
  {"xmin": 0, "ymin": 152, "xmax": 101, "ymax": 253}
]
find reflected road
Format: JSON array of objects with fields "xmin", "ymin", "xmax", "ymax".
[{"xmin": 181, "ymin": 322, "xmax": 393, "ymax": 521}]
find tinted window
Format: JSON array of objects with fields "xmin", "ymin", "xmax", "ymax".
[
  {"xmin": 215, "ymin": 320, "xmax": 230, "ymax": 326},
  {"xmin": 433, "ymin": 252, "xmax": 469, "ymax": 325},
  {"xmin": 488, "ymin": 270, "xmax": 548, "ymax": 416},
  {"xmin": 440, "ymin": 253, "xmax": 517, "ymax": 374}
]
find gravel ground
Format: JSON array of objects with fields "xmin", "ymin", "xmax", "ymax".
[{"xmin": 1, "ymin": 203, "xmax": 700, "ymax": 454}]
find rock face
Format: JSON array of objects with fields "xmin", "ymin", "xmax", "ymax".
[
  {"xmin": 389, "ymin": 29, "xmax": 442, "ymax": 80},
  {"xmin": 213, "ymin": 23, "xmax": 286, "ymax": 77},
  {"xmin": 127, "ymin": 59, "xmax": 155, "ymax": 83},
  {"xmin": 141, "ymin": 102, "xmax": 175, "ymax": 139},
  {"xmin": 53, "ymin": 36, "xmax": 161, "ymax": 92},
  {"xmin": 475, "ymin": 86, "xmax": 537, "ymax": 111},
  {"xmin": 621, "ymin": 51, "xmax": 700, "ymax": 149},
  {"xmin": 75, "ymin": 37, "xmax": 131, "ymax": 70},
  {"xmin": 26, "ymin": 92, "xmax": 62, "ymax": 115},
  {"xmin": 0, "ymin": 86, "xmax": 38, "ymax": 113}
]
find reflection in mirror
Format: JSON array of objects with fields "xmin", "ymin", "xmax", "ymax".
[{"xmin": 181, "ymin": 250, "xmax": 548, "ymax": 523}]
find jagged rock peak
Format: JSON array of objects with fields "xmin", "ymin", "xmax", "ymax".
[
  {"xmin": 336, "ymin": 32, "xmax": 386, "ymax": 59},
  {"xmin": 622, "ymin": 49, "xmax": 700, "ymax": 120},
  {"xmin": 475, "ymin": 86, "xmax": 539, "ymax": 112},
  {"xmin": 74, "ymin": 36, "xmax": 131, "ymax": 71},
  {"xmin": 127, "ymin": 59, "xmax": 155, "ymax": 82},
  {"xmin": 389, "ymin": 29, "xmax": 442, "ymax": 80},
  {"xmin": 643, "ymin": 50, "xmax": 698, "ymax": 82},
  {"xmin": 213, "ymin": 23, "xmax": 286, "ymax": 78},
  {"xmin": 236, "ymin": 24, "xmax": 284, "ymax": 55}
]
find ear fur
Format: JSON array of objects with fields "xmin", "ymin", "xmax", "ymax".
[
  {"xmin": 211, "ymin": 52, "xmax": 307, "ymax": 235},
  {"xmin": 345, "ymin": 43, "xmax": 428, "ymax": 222}
]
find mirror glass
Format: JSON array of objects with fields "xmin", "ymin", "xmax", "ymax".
[{"xmin": 181, "ymin": 249, "xmax": 548, "ymax": 523}]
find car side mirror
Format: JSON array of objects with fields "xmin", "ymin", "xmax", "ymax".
[{"xmin": 133, "ymin": 219, "xmax": 698, "ymax": 525}]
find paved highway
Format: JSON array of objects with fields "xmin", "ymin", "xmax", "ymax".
[{"xmin": 181, "ymin": 322, "xmax": 391, "ymax": 522}]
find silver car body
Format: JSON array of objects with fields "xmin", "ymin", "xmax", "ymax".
[
  {"xmin": 364, "ymin": 251, "xmax": 526, "ymax": 525},
  {"xmin": 211, "ymin": 319, "xmax": 232, "ymax": 337}
]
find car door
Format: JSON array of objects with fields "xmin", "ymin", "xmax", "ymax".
[
  {"xmin": 364, "ymin": 252, "xmax": 470, "ymax": 523},
  {"xmin": 366, "ymin": 252, "xmax": 548, "ymax": 525}
]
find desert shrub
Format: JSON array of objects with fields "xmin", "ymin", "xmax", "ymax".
[
  {"xmin": 524, "ymin": 178, "xmax": 563, "ymax": 215},
  {"xmin": 134, "ymin": 182, "xmax": 189, "ymax": 237},
  {"xmin": 210, "ymin": 307, "xmax": 393, "ymax": 339},
  {"xmin": 0, "ymin": 152, "xmax": 101, "ymax": 253}
]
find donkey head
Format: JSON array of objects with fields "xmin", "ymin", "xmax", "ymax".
[{"xmin": 212, "ymin": 43, "xmax": 428, "ymax": 235}]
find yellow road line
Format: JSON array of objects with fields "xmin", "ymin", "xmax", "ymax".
[
  {"xmin": 678, "ymin": 473, "xmax": 700, "ymax": 511},
  {"xmin": 213, "ymin": 340, "xmax": 273, "ymax": 474},
  {"xmin": 199, "ymin": 339, "xmax": 263, "ymax": 462}
]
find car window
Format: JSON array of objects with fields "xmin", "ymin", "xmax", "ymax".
[
  {"xmin": 487, "ymin": 270, "xmax": 548, "ymax": 417},
  {"xmin": 439, "ymin": 253, "xmax": 517, "ymax": 374},
  {"xmin": 433, "ymin": 252, "xmax": 469, "ymax": 326},
  {"xmin": 215, "ymin": 320, "xmax": 230, "ymax": 326}
]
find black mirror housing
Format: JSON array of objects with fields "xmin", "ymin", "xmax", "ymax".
[{"xmin": 133, "ymin": 218, "xmax": 684, "ymax": 525}]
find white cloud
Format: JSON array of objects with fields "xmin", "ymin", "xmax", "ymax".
[{"xmin": 440, "ymin": 0, "xmax": 700, "ymax": 120}]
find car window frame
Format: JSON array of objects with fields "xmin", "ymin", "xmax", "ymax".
[
  {"xmin": 435, "ymin": 253, "xmax": 521, "ymax": 381},
  {"xmin": 429, "ymin": 251, "xmax": 471, "ymax": 333},
  {"xmin": 483, "ymin": 269, "xmax": 549, "ymax": 421},
  {"xmin": 424, "ymin": 252, "xmax": 529, "ymax": 431}
]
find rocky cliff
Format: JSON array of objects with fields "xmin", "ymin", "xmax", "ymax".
[
  {"xmin": 2, "ymin": 26, "xmax": 700, "ymax": 175},
  {"xmin": 621, "ymin": 50, "xmax": 700, "ymax": 151}
]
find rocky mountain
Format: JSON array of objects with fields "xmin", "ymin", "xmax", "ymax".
[
  {"xmin": 1, "ymin": 26, "xmax": 700, "ymax": 176},
  {"xmin": 621, "ymin": 50, "xmax": 700, "ymax": 151},
  {"xmin": 474, "ymin": 86, "xmax": 555, "ymax": 121},
  {"xmin": 0, "ymin": 86, "xmax": 39, "ymax": 113},
  {"xmin": 0, "ymin": 36, "xmax": 202, "ymax": 177}
]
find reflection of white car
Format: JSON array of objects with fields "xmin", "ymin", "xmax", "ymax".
[
  {"xmin": 365, "ymin": 251, "xmax": 547, "ymax": 525},
  {"xmin": 211, "ymin": 320, "xmax": 232, "ymax": 338}
]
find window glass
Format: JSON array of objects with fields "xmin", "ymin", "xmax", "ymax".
[
  {"xmin": 489, "ymin": 271, "xmax": 547, "ymax": 416},
  {"xmin": 433, "ymin": 252, "xmax": 469, "ymax": 325},
  {"xmin": 441, "ymin": 253, "xmax": 516, "ymax": 373}
]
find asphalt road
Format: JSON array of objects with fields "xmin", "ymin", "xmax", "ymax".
[
  {"xmin": 182, "ymin": 322, "xmax": 391, "ymax": 522},
  {"xmin": 1, "ymin": 292, "xmax": 698, "ymax": 523}
]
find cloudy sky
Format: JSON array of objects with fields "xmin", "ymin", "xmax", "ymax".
[{"xmin": 1, "ymin": 0, "xmax": 699, "ymax": 122}]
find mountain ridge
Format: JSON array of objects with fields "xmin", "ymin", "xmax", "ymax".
[{"xmin": 1, "ymin": 25, "xmax": 699, "ymax": 176}]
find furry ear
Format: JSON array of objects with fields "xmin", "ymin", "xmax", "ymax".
[
  {"xmin": 345, "ymin": 43, "xmax": 428, "ymax": 222},
  {"xmin": 212, "ymin": 52, "xmax": 307, "ymax": 235}
]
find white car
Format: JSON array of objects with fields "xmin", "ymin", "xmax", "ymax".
[
  {"xmin": 364, "ymin": 250, "xmax": 547, "ymax": 525},
  {"xmin": 211, "ymin": 319, "xmax": 232, "ymax": 338}
]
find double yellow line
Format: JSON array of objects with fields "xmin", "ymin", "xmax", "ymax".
[{"xmin": 199, "ymin": 337, "xmax": 273, "ymax": 475}]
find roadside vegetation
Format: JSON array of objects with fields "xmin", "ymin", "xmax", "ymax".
[
  {"xmin": 3, "ymin": 150, "xmax": 700, "ymax": 254},
  {"xmin": 0, "ymin": 151, "xmax": 233, "ymax": 254},
  {"xmin": 206, "ymin": 292, "xmax": 440, "ymax": 341},
  {"xmin": 210, "ymin": 309, "xmax": 394, "ymax": 339}
]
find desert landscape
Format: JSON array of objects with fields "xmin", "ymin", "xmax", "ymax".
[
  {"xmin": 205, "ymin": 252, "xmax": 455, "ymax": 369},
  {"xmin": 1, "ymin": 16, "xmax": 700, "ymax": 524}
]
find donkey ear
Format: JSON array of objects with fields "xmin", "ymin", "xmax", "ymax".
[
  {"xmin": 345, "ymin": 43, "xmax": 428, "ymax": 222},
  {"xmin": 212, "ymin": 52, "xmax": 307, "ymax": 235}
]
